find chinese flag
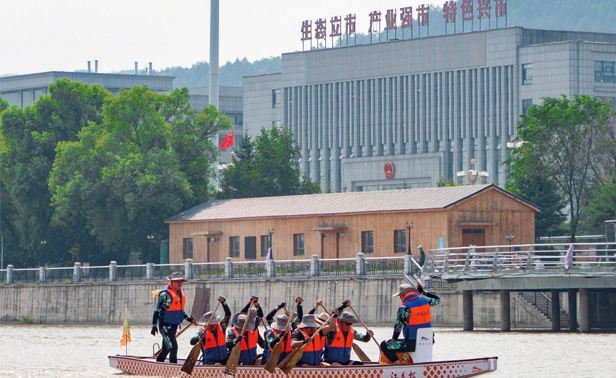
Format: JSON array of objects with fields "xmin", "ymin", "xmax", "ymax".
[{"xmin": 220, "ymin": 131, "xmax": 234, "ymax": 150}]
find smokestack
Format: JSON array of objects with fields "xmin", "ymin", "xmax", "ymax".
[
  {"xmin": 87, "ymin": 61, "xmax": 91, "ymax": 73},
  {"xmin": 209, "ymin": 0, "xmax": 219, "ymax": 108},
  {"xmin": 149, "ymin": 62, "xmax": 153, "ymax": 75},
  {"xmin": 135, "ymin": 62, "xmax": 138, "ymax": 75},
  {"xmin": 95, "ymin": 60, "xmax": 98, "ymax": 73}
]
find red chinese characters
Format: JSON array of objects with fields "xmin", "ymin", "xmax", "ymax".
[
  {"xmin": 301, "ymin": 20, "xmax": 312, "ymax": 41},
  {"xmin": 315, "ymin": 18, "xmax": 327, "ymax": 40},
  {"xmin": 384, "ymin": 9, "xmax": 397, "ymax": 31},
  {"xmin": 477, "ymin": 0, "xmax": 491, "ymax": 19},
  {"xmin": 443, "ymin": 1, "xmax": 457, "ymax": 24},
  {"xmin": 345, "ymin": 14, "xmax": 356, "ymax": 35},
  {"xmin": 330, "ymin": 16, "xmax": 342, "ymax": 37},
  {"xmin": 461, "ymin": 0, "xmax": 474, "ymax": 21},
  {"xmin": 400, "ymin": 6, "xmax": 413, "ymax": 28},
  {"xmin": 368, "ymin": 10, "xmax": 381, "ymax": 33},
  {"xmin": 494, "ymin": 0, "xmax": 507, "ymax": 17},
  {"xmin": 417, "ymin": 4, "xmax": 430, "ymax": 27}
]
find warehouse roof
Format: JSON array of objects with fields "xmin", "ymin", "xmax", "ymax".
[{"xmin": 166, "ymin": 184, "xmax": 538, "ymax": 222}]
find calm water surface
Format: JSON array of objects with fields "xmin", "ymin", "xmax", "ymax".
[{"xmin": 1, "ymin": 325, "xmax": 613, "ymax": 378}]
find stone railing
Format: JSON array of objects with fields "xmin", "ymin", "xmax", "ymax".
[{"xmin": 1, "ymin": 254, "xmax": 419, "ymax": 284}]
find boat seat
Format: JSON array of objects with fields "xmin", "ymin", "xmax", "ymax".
[{"xmin": 410, "ymin": 327, "xmax": 433, "ymax": 363}]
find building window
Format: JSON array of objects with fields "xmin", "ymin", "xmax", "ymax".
[
  {"xmin": 229, "ymin": 236, "xmax": 240, "ymax": 258},
  {"xmin": 245, "ymin": 236, "xmax": 256, "ymax": 259},
  {"xmin": 394, "ymin": 230, "xmax": 407, "ymax": 254},
  {"xmin": 522, "ymin": 99, "xmax": 533, "ymax": 114},
  {"xmin": 260, "ymin": 235, "xmax": 271, "ymax": 257},
  {"xmin": 272, "ymin": 89, "xmax": 281, "ymax": 108},
  {"xmin": 594, "ymin": 61, "xmax": 616, "ymax": 83},
  {"xmin": 361, "ymin": 231, "xmax": 373, "ymax": 254},
  {"xmin": 522, "ymin": 64, "xmax": 533, "ymax": 85},
  {"xmin": 183, "ymin": 238, "xmax": 193, "ymax": 259},
  {"xmin": 293, "ymin": 233, "xmax": 305, "ymax": 256}
]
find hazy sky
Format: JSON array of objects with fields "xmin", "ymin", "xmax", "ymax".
[{"xmin": 0, "ymin": 0, "xmax": 439, "ymax": 76}]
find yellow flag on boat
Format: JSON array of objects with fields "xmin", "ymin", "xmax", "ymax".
[{"xmin": 120, "ymin": 304, "xmax": 131, "ymax": 347}]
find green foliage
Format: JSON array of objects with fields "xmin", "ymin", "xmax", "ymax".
[
  {"xmin": 437, "ymin": 176, "xmax": 458, "ymax": 187},
  {"xmin": 217, "ymin": 127, "xmax": 321, "ymax": 199},
  {"xmin": 506, "ymin": 95, "xmax": 612, "ymax": 240},
  {"xmin": 20, "ymin": 315, "xmax": 34, "ymax": 324}
]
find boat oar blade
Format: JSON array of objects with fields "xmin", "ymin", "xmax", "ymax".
[
  {"xmin": 224, "ymin": 343, "xmax": 241, "ymax": 376},
  {"xmin": 352, "ymin": 342, "xmax": 371, "ymax": 362},
  {"xmin": 180, "ymin": 342, "xmax": 202, "ymax": 375},
  {"xmin": 278, "ymin": 346, "xmax": 305, "ymax": 375},
  {"xmin": 264, "ymin": 341, "xmax": 282, "ymax": 374}
]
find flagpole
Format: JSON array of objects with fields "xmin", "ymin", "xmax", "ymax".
[{"xmin": 125, "ymin": 303, "xmax": 128, "ymax": 356}]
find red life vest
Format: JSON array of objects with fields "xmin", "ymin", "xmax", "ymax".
[
  {"xmin": 158, "ymin": 285, "xmax": 185, "ymax": 325},
  {"xmin": 201, "ymin": 324, "xmax": 229, "ymax": 363},
  {"xmin": 401, "ymin": 292, "xmax": 432, "ymax": 340},
  {"xmin": 323, "ymin": 319, "xmax": 354, "ymax": 363},
  {"xmin": 296, "ymin": 329, "xmax": 325, "ymax": 366},
  {"xmin": 231, "ymin": 327, "xmax": 259, "ymax": 365}
]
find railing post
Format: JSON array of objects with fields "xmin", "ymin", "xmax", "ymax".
[
  {"xmin": 310, "ymin": 254, "xmax": 320, "ymax": 277},
  {"xmin": 464, "ymin": 249, "xmax": 471, "ymax": 271},
  {"xmin": 146, "ymin": 262, "xmax": 155, "ymax": 280},
  {"xmin": 185, "ymin": 259, "xmax": 193, "ymax": 280},
  {"xmin": 266, "ymin": 258, "xmax": 276, "ymax": 278},
  {"xmin": 525, "ymin": 247, "xmax": 533, "ymax": 270},
  {"xmin": 225, "ymin": 257, "xmax": 234, "ymax": 279},
  {"xmin": 7, "ymin": 264, "xmax": 14, "ymax": 284},
  {"xmin": 39, "ymin": 266, "xmax": 47, "ymax": 283},
  {"xmin": 492, "ymin": 248, "xmax": 500, "ymax": 271},
  {"xmin": 109, "ymin": 261, "xmax": 117, "ymax": 282},
  {"xmin": 444, "ymin": 250, "xmax": 451, "ymax": 272},
  {"xmin": 73, "ymin": 262, "xmax": 82, "ymax": 283},
  {"xmin": 404, "ymin": 254, "xmax": 414, "ymax": 275},
  {"xmin": 355, "ymin": 253, "xmax": 366, "ymax": 275}
]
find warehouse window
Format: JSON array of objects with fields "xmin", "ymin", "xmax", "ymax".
[
  {"xmin": 183, "ymin": 238, "xmax": 193, "ymax": 259},
  {"xmin": 361, "ymin": 231, "xmax": 374, "ymax": 254},
  {"xmin": 394, "ymin": 230, "xmax": 407, "ymax": 254},
  {"xmin": 522, "ymin": 64, "xmax": 533, "ymax": 85},
  {"xmin": 229, "ymin": 236, "xmax": 240, "ymax": 258},
  {"xmin": 261, "ymin": 235, "xmax": 271, "ymax": 257},
  {"xmin": 244, "ymin": 236, "xmax": 256, "ymax": 259},
  {"xmin": 293, "ymin": 233, "xmax": 305, "ymax": 256},
  {"xmin": 595, "ymin": 61, "xmax": 616, "ymax": 83}
]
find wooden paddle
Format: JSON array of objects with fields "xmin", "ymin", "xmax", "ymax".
[
  {"xmin": 320, "ymin": 304, "xmax": 371, "ymax": 363},
  {"xmin": 264, "ymin": 301, "xmax": 299, "ymax": 374},
  {"xmin": 348, "ymin": 305, "xmax": 381, "ymax": 350},
  {"xmin": 153, "ymin": 322, "xmax": 194, "ymax": 358},
  {"xmin": 180, "ymin": 301, "xmax": 221, "ymax": 375},
  {"xmin": 277, "ymin": 312, "xmax": 334, "ymax": 375},
  {"xmin": 224, "ymin": 302, "xmax": 255, "ymax": 376}
]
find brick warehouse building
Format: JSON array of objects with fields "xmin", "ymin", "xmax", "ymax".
[{"xmin": 165, "ymin": 184, "xmax": 538, "ymax": 263}]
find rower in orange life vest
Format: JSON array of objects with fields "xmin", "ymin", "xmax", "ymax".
[
  {"xmin": 262, "ymin": 314, "xmax": 293, "ymax": 364},
  {"xmin": 322, "ymin": 301, "xmax": 374, "ymax": 366},
  {"xmin": 380, "ymin": 283, "xmax": 440, "ymax": 364},
  {"xmin": 189, "ymin": 296, "xmax": 232, "ymax": 365},
  {"xmin": 290, "ymin": 311, "xmax": 338, "ymax": 367},
  {"xmin": 151, "ymin": 272, "xmax": 197, "ymax": 363},
  {"xmin": 226, "ymin": 304, "xmax": 265, "ymax": 365}
]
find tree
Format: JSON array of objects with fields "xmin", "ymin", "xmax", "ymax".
[
  {"xmin": 49, "ymin": 86, "xmax": 230, "ymax": 264},
  {"xmin": 217, "ymin": 127, "xmax": 321, "ymax": 199},
  {"xmin": 506, "ymin": 95, "xmax": 612, "ymax": 241}
]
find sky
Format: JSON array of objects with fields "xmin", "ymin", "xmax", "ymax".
[{"xmin": 0, "ymin": 0, "xmax": 439, "ymax": 76}]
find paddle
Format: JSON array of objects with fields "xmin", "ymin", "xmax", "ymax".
[
  {"xmin": 224, "ymin": 302, "xmax": 255, "ymax": 376},
  {"xmin": 264, "ymin": 300, "xmax": 300, "ymax": 374},
  {"xmin": 277, "ymin": 311, "xmax": 335, "ymax": 375},
  {"xmin": 180, "ymin": 301, "xmax": 221, "ymax": 375},
  {"xmin": 320, "ymin": 304, "xmax": 371, "ymax": 363},
  {"xmin": 153, "ymin": 322, "xmax": 194, "ymax": 358},
  {"xmin": 348, "ymin": 305, "xmax": 381, "ymax": 350}
]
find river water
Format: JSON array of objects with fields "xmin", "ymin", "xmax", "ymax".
[{"xmin": 0, "ymin": 325, "xmax": 612, "ymax": 378}]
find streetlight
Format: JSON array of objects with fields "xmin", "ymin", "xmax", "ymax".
[
  {"xmin": 40, "ymin": 240, "xmax": 47, "ymax": 267},
  {"xmin": 506, "ymin": 234, "xmax": 514, "ymax": 252},
  {"xmin": 506, "ymin": 141, "xmax": 528, "ymax": 148},
  {"xmin": 456, "ymin": 158, "xmax": 489, "ymax": 185},
  {"xmin": 267, "ymin": 228, "xmax": 274, "ymax": 259},
  {"xmin": 147, "ymin": 235, "xmax": 154, "ymax": 262},
  {"xmin": 405, "ymin": 222, "xmax": 414, "ymax": 255}
]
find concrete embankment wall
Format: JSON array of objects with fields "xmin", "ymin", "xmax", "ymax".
[{"xmin": 0, "ymin": 276, "xmax": 549, "ymax": 328}]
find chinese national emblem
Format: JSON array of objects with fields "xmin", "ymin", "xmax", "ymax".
[{"xmin": 384, "ymin": 162, "xmax": 395, "ymax": 179}]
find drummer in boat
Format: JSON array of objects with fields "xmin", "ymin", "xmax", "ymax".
[
  {"xmin": 150, "ymin": 272, "xmax": 197, "ymax": 364},
  {"xmin": 380, "ymin": 283, "xmax": 440, "ymax": 364},
  {"xmin": 320, "ymin": 301, "xmax": 374, "ymax": 366},
  {"xmin": 189, "ymin": 295, "xmax": 231, "ymax": 365},
  {"xmin": 226, "ymin": 301, "xmax": 265, "ymax": 365}
]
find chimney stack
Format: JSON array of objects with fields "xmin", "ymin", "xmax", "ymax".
[
  {"xmin": 135, "ymin": 62, "xmax": 138, "ymax": 75},
  {"xmin": 87, "ymin": 61, "xmax": 91, "ymax": 73},
  {"xmin": 149, "ymin": 62, "xmax": 152, "ymax": 75},
  {"xmin": 95, "ymin": 60, "xmax": 98, "ymax": 73}
]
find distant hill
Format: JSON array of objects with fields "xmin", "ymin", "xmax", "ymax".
[{"xmin": 122, "ymin": 0, "xmax": 615, "ymax": 89}]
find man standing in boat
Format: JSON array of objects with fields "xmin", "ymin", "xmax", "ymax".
[
  {"xmin": 380, "ymin": 283, "xmax": 440, "ymax": 364},
  {"xmin": 322, "ymin": 308, "xmax": 373, "ymax": 366},
  {"xmin": 151, "ymin": 272, "xmax": 197, "ymax": 363},
  {"xmin": 189, "ymin": 296, "xmax": 231, "ymax": 365}
]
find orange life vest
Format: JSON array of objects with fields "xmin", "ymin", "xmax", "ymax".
[{"xmin": 323, "ymin": 319, "xmax": 354, "ymax": 363}]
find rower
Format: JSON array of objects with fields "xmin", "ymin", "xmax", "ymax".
[
  {"xmin": 290, "ymin": 312, "xmax": 338, "ymax": 367},
  {"xmin": 323, "ymin": 310, "xmax": 373, "ymax": 366},
  {"xmin": 189, "ymin": 296, "xmax": 231, "ymax": 365},
  {"xmin": 226, "ymin": 306, "xmax": 265, "ymax": 365}
]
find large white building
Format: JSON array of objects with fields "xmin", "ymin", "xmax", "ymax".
[{"xmin": 243, "ymin": 27, "xmax": 616, "ymax": 192}]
